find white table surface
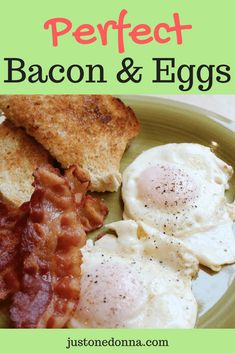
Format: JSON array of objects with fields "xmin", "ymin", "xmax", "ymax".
[{"xmin": 154, "ymin": 95, "xmax": 235, "ymax": 122}]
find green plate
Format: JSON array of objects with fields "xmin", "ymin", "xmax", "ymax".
[
  {"xmin": 0, "ymin": 95, "xmax": 234, "ymax": 328},
  {"xmin": 93, "ymin": 95, "xmax": 235, "ymax": 328}
]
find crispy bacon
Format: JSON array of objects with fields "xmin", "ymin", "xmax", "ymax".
[
  {"xmin": 0, "ymin": 202, "xmax": 28, "ymax": 300},
  {"xmin": 10, "ymin": 165, "xmax": 86, "ymax": 328},
  {"xmin": 64, "ymin": 164, "xmax": 90, "ymax": 202},
  {"xmin": 64, "ymin": 166, "xmax": 108, "ymax": 232},
  {"xmin": 79, "ymin": 195, "xmax": 108, "ymax": 232},
  {"xmin": 0, "ymin": 163, "xmax": 108, "ymax": 327}
]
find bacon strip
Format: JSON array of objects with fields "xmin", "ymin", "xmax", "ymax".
[
  {"xmin": 79, "ymin": 195, "xmax": 109, "ymax": 232},
  {"xmin": 0, "ymin": 166, "xmax": 107, "ymax": 305},
  {"xmin": 0, "ymin": 164, "xmax": 108, "ymax": 327},
  {"xmin": 0, "ymin": 202, "xmax": 28, "ymax": 300},
  {"xmin": 64, "ymin": 166, "xmax": 108, "ymax": 232},
  {"xmin": 10, "ymin": 165, "xmax": 86, "ymax": 328}
]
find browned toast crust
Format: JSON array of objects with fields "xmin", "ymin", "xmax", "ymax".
[
  {"xmin": 0, "ymin": 119, "xmax": 50, "ymax": 206},
  {"xmin": 0, "ymin": 95, "xmax": 140, "ymax": 192}
]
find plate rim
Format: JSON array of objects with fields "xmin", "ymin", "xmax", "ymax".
[{"xmin": 118, "ymin": 94, "xmax": 235, "ymax": 134}]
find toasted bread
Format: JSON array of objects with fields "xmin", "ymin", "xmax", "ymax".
[
  {"xmin": 0, "ymin": 119, "xmax": 50, "ymax": 206},
  {"xmin": 0, "ymin": 95, "xmax": 140, "ymax": 192}
]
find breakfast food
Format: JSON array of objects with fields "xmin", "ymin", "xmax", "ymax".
[
  {"xmin": 10, "ymin": 165, "xmax": 87, "ymax": 328},
  {"xmin": 70, "ymin": 220, "xmax": 198, "ymax": 328},
  {"xmin": 0, "ymin": 94, "xmax": 234, "ymax": 329},
  {"xmin": 0, "ymin": 119, "xmax": 50, "ymax": 206},
  {"xmin": 62, "ymin": 165, "xmax": 108, "ymax": 232},
  {"xmin": 0, "ymin": 164, "xmax": 108, "ymax": 327},
  {"xmin": 10, "ymin": 164, "xmax": 108, "ymax": 328},
  {"xmin": 122, "ymin": 143, "xmax": 235, "ymax": 271},
  {"xmin": 0, "ymin": 95, "xmax": 140, "ymax": 192},
  {"xmin": 0, "ymin": 202, "xmax": 28, "ymax": 300}
]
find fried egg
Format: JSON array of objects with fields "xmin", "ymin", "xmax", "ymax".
[
  {"xmin": 122, "ymin": 143, "xmax": 235, "ymax": 271},
  {"xmin": 70, "ymin": 220, "xmax": 198, "ymax": 328}
]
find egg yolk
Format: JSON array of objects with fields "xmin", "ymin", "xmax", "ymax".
[
  {"xmin": 76, "ymin": 260, "xmax": 147, "ymax": 327},
  {"xmin": 137, "ymin": 164, "xmax": 197, "ymax": 209}
]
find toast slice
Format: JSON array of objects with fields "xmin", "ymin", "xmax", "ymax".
[
  {"xmin": 0, "ymin": 119, "xmax": 50, "ymax": 206},
  {"xmin": 0, "ymin": 95, "xmax": 140, "ymax": 192}
]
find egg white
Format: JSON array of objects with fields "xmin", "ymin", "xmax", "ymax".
[
  {"xmin": 70, "ymin": 220, "xmax": 198, "ymax": 328},
  {"xmin": 122, "ymin": 143, "xmax": 235, "ymax": 271}
]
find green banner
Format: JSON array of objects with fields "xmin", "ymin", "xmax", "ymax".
[
  {"xmin": 0, "ymin": 0, "xmax": 235, "ymax": 93},
  {"xmin": 0, "ymin": 329, "xmax": 234, "ymax": 353}
]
